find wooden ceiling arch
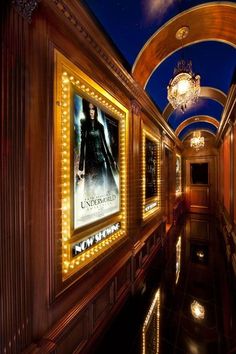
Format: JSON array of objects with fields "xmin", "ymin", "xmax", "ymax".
[
  {"xmin": 175, "ymin": 115, "xmax": 219, "ymax": 138},
  {"xmin": 183, "ymin": 130, "xmax": 216, "ymax": 142},
  {"xmin": 132, "ymin": 3, "xmax": 236, "ymax": 88}
]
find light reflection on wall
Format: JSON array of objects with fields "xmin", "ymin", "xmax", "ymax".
[
  {"xmin": 142, "ymin": 288, "xmax": 160, "ymax": 354},
  {"xmin": 176, "ymin": 236, "xmax": 181, "ymax": 284}
]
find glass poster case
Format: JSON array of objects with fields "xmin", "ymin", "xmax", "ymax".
[{"xmin": 54, "ymin": 50, "xmax": 128, "ymax": 284}]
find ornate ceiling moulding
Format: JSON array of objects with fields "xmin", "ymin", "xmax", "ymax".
[
  {"xmin": 163, "ymin": 87, "xmax": 227, "ymax": 121},
  {"xmin": 12, "ymin": 0, "xmax": 40, "ymax": 23},
  {"xmin": 175, "ymin": 115, "xmax": 219, "ymax": 137},
  {"xmin": 132, "ymin": 3, "xmax": 236, "ymax": 88}
]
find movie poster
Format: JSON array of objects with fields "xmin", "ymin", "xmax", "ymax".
[
  {"xmin": 145, "ymin": 137, "xmax": 157, "ymax": 199},
  {"xmin": 73, "ymin": 94, "xmax": 120, "ymax": 229}
]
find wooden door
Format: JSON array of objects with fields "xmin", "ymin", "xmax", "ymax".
[{"xmin": 185, "ymin": 157, "xmax": 216, "ymax": 214}]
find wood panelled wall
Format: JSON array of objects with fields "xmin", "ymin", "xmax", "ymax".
[
  {"xmin": 1, "ymin": 1, "xmax": 183, "ymax": 353},
  {"xmin": 1, "ymin": 3, "xmax": 31, "ymax": 353},
  {"xmin": 217, "ymin": 80, "xmax": 236, "ymax": 282}
]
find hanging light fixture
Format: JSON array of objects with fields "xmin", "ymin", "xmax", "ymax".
[
  {"xmin": 190, "ymin": 131, "xmax": 205, "ymax": 151},
  {"xmin": 167, "ymin": 27, "xmax": 201, "ymax": 112}
]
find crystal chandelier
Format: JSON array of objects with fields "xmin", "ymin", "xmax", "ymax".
[
  {"xmin": 167, "ymin": 27, "xmax": 201, "ymax": 112},
  {"xmin": 190, "ymin": 131, "xmax": 205, "ymax": 151},
  {"xmin": 167, "ymin": 60, "xmax": 201, "ymax": 112}
]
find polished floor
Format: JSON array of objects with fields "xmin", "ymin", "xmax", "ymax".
[{"xmin": 93, "ymin": 214, "xmax": 236, "ymax": 354}]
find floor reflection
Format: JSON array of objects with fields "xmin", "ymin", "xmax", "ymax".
[{"xmin": 93, "ymin": 214, "xmax": 236, "ymax": 354}]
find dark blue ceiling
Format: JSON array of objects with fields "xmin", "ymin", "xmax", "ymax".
[
  {"xmin": 83, "ymin": 0, "xmax": 236, "ymax": 140},
  {"xmin": 168, "ymin": 98, "xmax": 223, "ymax": 130}
]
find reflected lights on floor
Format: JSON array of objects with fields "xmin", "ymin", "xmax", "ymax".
[
  {"xmin": 190, "ymin": 300, "xmax": 205, "ymax": 320},
  {"xmin": 176, "ymin": 235, "xmax": 181, "ymax": 284},
  {"xmin": 142, "ymin": 288, "xmax": 160, "ymax": 354}
]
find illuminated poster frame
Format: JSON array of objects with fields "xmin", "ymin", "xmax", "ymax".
[
  {"xmin": 142, "ymin": 128, "xmax": 161, "ymax": 219},
  {"xmin": 54, "ymin": 50, "xmax": 128, "ymax": 280}
]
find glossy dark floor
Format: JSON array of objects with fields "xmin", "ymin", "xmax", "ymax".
[{"xmin": 93, "ymin": 214, "xmax": 236, "ymax": 354}]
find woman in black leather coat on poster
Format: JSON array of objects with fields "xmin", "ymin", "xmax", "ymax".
[{"xmin": 78, "ymin": 99, "xmax": 117, "ymax": 194}]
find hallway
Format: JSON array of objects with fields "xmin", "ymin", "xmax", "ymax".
[
  {"xmin": 93, "ymin": 214, "xmax": 236, "ymax": 354},
  {"xmin": 1, "ymin": 3, "xmax": 236, "ymax": 353}
]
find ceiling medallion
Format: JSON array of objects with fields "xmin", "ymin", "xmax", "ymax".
[
  {"xmin": 175, "ymin": 26, "xmax": 189, "ymax": 40},
  {"xmin": 190, "ymin": 131, "xmax": 205, "ymax": 151},
  {"xmin": 167, "ymin": 27, "xmax": 201, "ymax": 112}
]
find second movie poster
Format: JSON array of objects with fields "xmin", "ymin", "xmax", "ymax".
[
  {"xmin": 73, "ymin": 94, "xmax": 120, "ymax": 229},
  {"xmin": 145, "ymin": 137, "xmax": 157, "ymax": 199}
]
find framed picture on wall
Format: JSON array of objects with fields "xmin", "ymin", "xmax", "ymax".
[
  {"xmin": 54, "ymin": 50, "xmax": 128, "ymax": 286},
  {"xmin": 142, "ymin": 128, "xmax": 161, "ymax": 220},
  {"xmin": 146, "ymin": 137, "xmax": 158, "ymax": 199}
]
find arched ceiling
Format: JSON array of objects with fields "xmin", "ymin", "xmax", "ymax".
[{"xmin": 82, "ymin": 0, "xmax": 236, "ymax": 142}]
